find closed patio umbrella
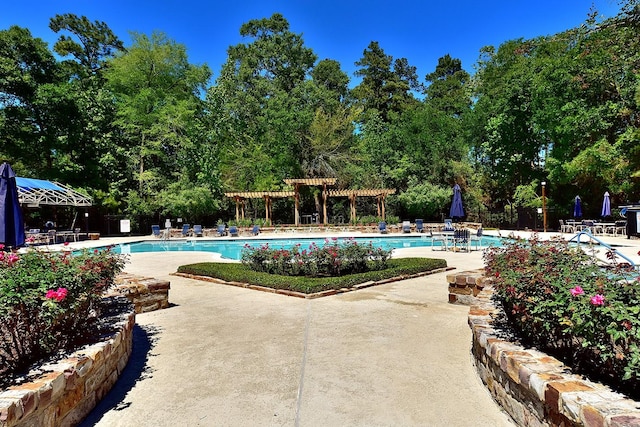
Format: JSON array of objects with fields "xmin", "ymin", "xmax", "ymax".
[
  {"xmin": 0, "ymin": 162, "xmax": 25, "ymax": 249},
  {"xmin": 573, "ymin": 196, "xmax": 582, "ymax": 219},
  {"xmin": 601, "ymin": 191, "xmax": 611, "ymax": 218},
  {"xmin": 449, "ymin": 184, "xmax": 464, "ymax": 219}
]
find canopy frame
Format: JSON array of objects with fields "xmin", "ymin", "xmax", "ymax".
[{"xmin": 16, "ymin": 177, "xmax": 92, "ymax": 207}]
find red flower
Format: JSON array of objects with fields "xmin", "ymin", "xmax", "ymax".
[{"xmin": 46, "ymin": 287, "xmax": 68, "ymax": 302}]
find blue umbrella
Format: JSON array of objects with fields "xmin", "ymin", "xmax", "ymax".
[
  {"xmin": 449, "ymin": 184, "xmax": 464, "ymax": 218},
  {"xmin": 601, "ymin": 191, "xmax": 611, "ymax": 218},
  {"xmin": 573, "ymin": 196, "xmax": 582, "ymax": 219},
  {"xmin": 0, "ymin": 162, "xmax": 25, "ymax": 248}
]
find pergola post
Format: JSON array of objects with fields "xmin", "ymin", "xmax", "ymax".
[
  {"xmin": 322, "ymin": 183, "xmax": 328, "ymax": 225},
  {"xmin": 264, "ymin": 196, "xmax": 270, "ymax": 225},
  {"xmin": 294, "ymin": 183, "xmax": 300, "ymax": 226},
  {"xmin": 381, "ymin": 195, "xmax": 386, "ymax": 220},
  {"xmin": 349, "ymin": 193, "xmax": 357, "ymax": 223},
  {"xmin": 234, "ymin": 197, "xmax": 240, "ymax": 222}
]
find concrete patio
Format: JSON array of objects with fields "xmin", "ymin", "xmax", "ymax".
[{"xmin": 71, "ymin": 230, "xmax": 639, "ymax": 426}]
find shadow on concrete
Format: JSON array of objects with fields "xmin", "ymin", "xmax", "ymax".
[{"xmin": 79, "ymin": 324, "xmax": 160, "ymax": 426}]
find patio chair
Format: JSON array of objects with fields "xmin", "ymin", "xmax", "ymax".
[
  {"xmin": 470, "ymin": 227, "xmax": 483, "ymax": 250},
  {"xmin": 443, "ymin": 218, "xmax": 454, "ymax": 232},
  {"xmin": 216, "ymin": 224, "xmax": 227, "ymax": 236},
  {"xmin": 229, "ymin": 225, "xmax": 239, "ymax": 237},
  {"xmin": 151, "ymin": 225, "xmax": 161, "ymax": 238},
  {"xmin": 181, "ymin": 224, "xmax": 191, "ymax": 237},
  {"xmin": 402, "ymin": 220, "xmax": 411, "ymax": 233},
  {"xmin": 193, "ymin": 224, "xmax": 203, "ymax": 237},
  {"xmin": 415, "ymin": 219, "xmax": 424, "ymax": 233},
  {"xmin": 559, "ymin": 220, "xmax": 574, "ymax": 233},
  {"xmin": 452, "ymin": 229, "xmax": 471, "ymax": 252},
  {"xmin": 429, "ymin": 231, "xmax": 449, "ymax": 251},
  {"xmin": 251, "ymin": 225, "xmax": 260, "ymax": 236},
  {"xmin": 378, "ymin": 221, "xmax": 388, "ymax": 234}
]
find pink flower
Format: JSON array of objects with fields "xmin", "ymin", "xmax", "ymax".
[
  {"xmin": 590, "ymin": 294, "xmax": 605, "ymax": 306},
  {"xmin": 63, "ymin": 241, "xmax": 70, "ymax": 246},
  {"xmin": 7, "ymin": 253, "xmax": 19, "ymax": 266},
  {"xmin": 0, "ymin": 244, "xmax": 4, "ymax": 250},
  {"xmin": 45, "ymin": 287, "xmax": 68, "ymax": 302},
  {"xmin": 570, "ymin": 286, "xmax": 584, "ymax": 297}
]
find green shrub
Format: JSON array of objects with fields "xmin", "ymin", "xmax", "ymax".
[
  {"xmin": 484, "ymin": 236, "xmax": 640, "ymax": 399},
  {"xmin": 178, "ymin": 257, "xmax": 446, "ymax": 293},
  {"xmin": 0, "ymin": 245, "xmax": 127, "ymax": 382}
]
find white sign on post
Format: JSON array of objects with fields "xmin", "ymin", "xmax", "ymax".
[{"xmin": 120, "ymin": 219, "xmax": 131, "ymax": 233}]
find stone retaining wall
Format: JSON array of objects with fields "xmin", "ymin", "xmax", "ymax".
[
  {"xmin": 112, "ymin": 273, "xmax": 170, "ymax": 313},
  {"xmin": 469, "ymin": 285, "xmax": 640, "ymax": 426},
  {"xmin": 0, "ymin": 297, "xmax": 135, "ymax": 427},
  {"xmin": 447, "ymin": 269, "xmax": 487, "ymax": 305}
]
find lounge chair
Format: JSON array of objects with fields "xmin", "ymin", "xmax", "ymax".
[
  {"xmin": 193, "ymin": 225, "xmax": 203, "ymax": 237},
  {"xmin": 378, "ymin": 221, "xmax": 388, "ymax": 234},
  {"xmin": 229, "ymin": 225, "xmax": 239, "ymax": 237},
  {"xmin": 402, "ymin": 221, "xmax": 411, "ymax": 233},
  {"xmin": 415, "ymin": 219, "xmax": 424, "ymax": 233},
  {"xmin": 181, "ymin": 224, "xmax": 191, "ymax": 237},
  {"xmin": 151, "ymin": 225, "xmax": 161, "ymax": 238},
  {"xmin": 251, "ymin": 225, "xmax": 260, "ymax": 236},
  {"xmin": 216, "ymin": 224, "xmax": 227, "ymax": 236}
]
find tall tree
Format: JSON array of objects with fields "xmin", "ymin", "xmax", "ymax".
[
  {"xmin": 351, "ymin": 41, "xmax": 419, "ymax": 122},
  {"xmin": 212, "ymin": 13, "xmax": 317, "ymax": 191},
  {"xmin": 47, "ymin": 14, "xmax": 125, "ymax": 192},
  {"xmin": 0, "ymin": 26, "xmax": 70, "ymax": 177},
  {"xmin": 105, "ymin": 31, "xmax": 212, "ymax": 219}
]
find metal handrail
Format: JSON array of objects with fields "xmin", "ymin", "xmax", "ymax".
[{"xmin": 567, "ymin": 228, "xmax": 637, "ymax": 270}]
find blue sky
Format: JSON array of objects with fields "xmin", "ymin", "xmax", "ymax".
[{"xmin": 2, "ymin": 1, "xmax": 622, "ymax": 86}]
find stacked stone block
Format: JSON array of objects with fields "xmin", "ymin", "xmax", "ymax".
[
  {"xmin": 112, "ymin": 273, "xmax": 170, "ymax": 313},
  {"xmin": 447, "ymin": 269, "xmax": 487, "ymax": 305}
]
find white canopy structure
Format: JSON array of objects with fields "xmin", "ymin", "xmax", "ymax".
[{"xmin": 16, "ymin": 177, "xmax": 92, "ymax": 207}]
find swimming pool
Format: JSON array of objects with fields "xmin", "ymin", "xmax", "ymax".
[{"xmin": 113, "ymin": 235, "xmax": 501, "ymax": 260}]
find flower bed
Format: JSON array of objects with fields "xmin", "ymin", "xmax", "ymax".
[
  {"xmin": 469, "ymin": 285, "xmax": 640, "ymax": 426},
  {"xmin": 0, "ymin": 296, "xmax": 135, "ymax": 427},
  {"xmin": 484, "ymin": 236, "xmax": 640, "ymax": 399}
]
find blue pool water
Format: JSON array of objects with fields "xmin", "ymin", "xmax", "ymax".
[{"xmin": 113, "ymin": 235, "xmax": 501, "ymax": 260}]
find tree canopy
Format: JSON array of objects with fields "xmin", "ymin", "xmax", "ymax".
[{"xmin": 2, "ymin": 4, "xmax": 639, "ymax": 232}]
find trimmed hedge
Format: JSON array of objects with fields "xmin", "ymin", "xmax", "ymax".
[{"xmin": 177, "ymin": 258, "xmax": 447, "ymax": 293}]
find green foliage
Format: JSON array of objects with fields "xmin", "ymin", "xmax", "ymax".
[
  {"xmin": 398, "ymin": 182, "xmax": 451, "ymax": 219},
  {"xmin": 0, "ymin": 246, "xmax": 127, "ymax": 383},
  {"xmin": 485, "ymin": 237, "xmax": 640, "ymax": 399},
  {"xmin": 177, "ymin": 257, "xmax": 446, "ymax": 294}
]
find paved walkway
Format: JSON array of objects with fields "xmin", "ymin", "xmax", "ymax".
[{"xmin": 73, "ymin": 230, "xmax": 639, "ymax": 426}]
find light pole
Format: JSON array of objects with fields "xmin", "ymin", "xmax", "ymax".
[{"xmin": 541, "ymin": 181, "xmax": 547, "ymax": 233}]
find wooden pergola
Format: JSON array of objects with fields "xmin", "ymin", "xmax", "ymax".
[
  {"xmin": 223, "ymin": 191, "xmax": 295, "ymax": 224},
  {"xmin": 225, "ymin": 179, "xmax": 396, "ymax": 225},
  {"xmin": 283, "ymin": 178, "xmax": 337, "ymax": 225},
  {"xmin": 327, "ymin": 189, "xmax": 396, "ymax": 223}
]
